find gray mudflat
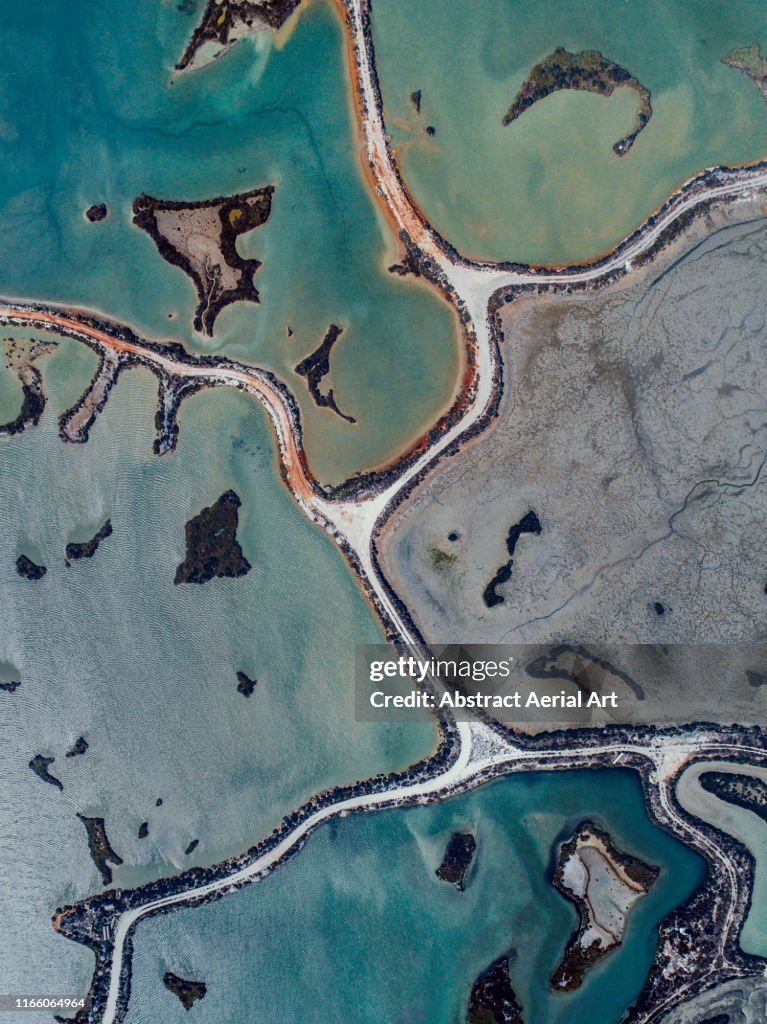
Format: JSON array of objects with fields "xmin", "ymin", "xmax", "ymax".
[{"xmin": 382, "ymin": 211, "xmax": 767, "ymax": 725}]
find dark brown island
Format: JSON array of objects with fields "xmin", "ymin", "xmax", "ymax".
[
  {"xmin": 176, "ymin": 0, "xmax": 302, "ymax": 71},
  {"xmin": 29, "ymin": 754, "xmax": 63, "ymax": 790},
  {"xmin": 174, "ymin": 490, "xmax": 251, "ymax": 585},
  {"xmin": 65, "ymin": 736, "xmax": 89, "ymax": 757},
  {"xmin": 700, "ymin": 770, "xmax": 767, "ymax": 823},
  {"xmin": 76, "ymin": 814, "xmax": 124, "ymax": 886},
  {"xmin": 163, "ymin": 971, "xmax": 207, "ymax": 1010},
  {"xmin": 467, "ymin": 952, "xmax": 524, "ymax": 1024},
  {"xmin": 503, "ymin": 47, "xmax": 652, "ymax": 155},
  {"xmin": 294, "ymin": 324, "xmax": 356, "ymax": 424},
  {"xmin": 85, "ymin": 204, "xmax": 108, "ymax": 222},
  {"xmin": 236, "ymin": 670, "xmax": 257, "ymax": 697},
  {"xmin": 435, "ymin": 831, "xmax": 476, "ymax": 891},
  {"xmin": 16, "ymin": 554, "xmax": 47, "ymax": 580},
  {"xmin": 133, "ymin": 187, "xmax": 274, "ymax": 336},
  {"xmin": 66, "ymin": 520, "xmax": 113, "ymax": 562},
  {"xmin": 483, "ymin": 510, "xmax": 541, "ymax": 608},
  {"xmin": 722, "ymin": 45, "xmax": 767, "ymax": 102}
]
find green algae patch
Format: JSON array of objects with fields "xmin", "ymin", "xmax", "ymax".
[{"xmin": 429, "ymin": 545, "xmax": 457, "ymax": 570}]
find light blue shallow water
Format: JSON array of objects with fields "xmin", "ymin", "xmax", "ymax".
[
  {"xmin": 125, "ymin": 768, "xmax": 704, "ymax": 1024},
  {"xmin": 0, "ymin": 348, "xmax": 434, "ymax": 1010}
]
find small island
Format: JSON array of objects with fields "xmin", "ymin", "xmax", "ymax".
[
  {"xmin": 65, "ymin": 736, "xmax": 89, "ymax": 758},
  {"xmin": 295, "ymin": 325, "xmax": 356, "ymax": 424},
  {"xmin": 503, "ymin": 47, "xmax": 652, "ymax": 155},
  {"xmin": 550, "ymin": 821, "xmax": 658, "ymax": 991},
  {"xmin": 185, "ymin": 839, "xmax": 199, "ymax": 856},
  {"xmin": 138, "ymin": 821, "xmax": 149, "ymax": 839},
  {"xmin": 176, "ymin": 0, "xmax": 301, "ymax": 71},
  {"xmin": 16, "ymin": 554, "xmax": 47, "ymax": 580},
  {"xmin": 435, "ymin": 831, "xmax": 476, "ymax": 891},
  {"xmin": 133, "ymin": 187, "xmax": 274, "ymax": 336},
  {"xmin": 483, "ymin": 510, "xmax": 541, "ymax": 608},
  {"xmin": 29, "ymin": 754, "xmax": 63, "ymax": 790},
  {"xmin": 174, "ymin": 490, "xmax": 251, "ymax": 585},
  {"xmin": 66, "ymin": 520, "xmax": 113, "ymax": 561},
  {"xmin": 0, "ymin": 679, "xmax": 21, "ymax": 692},
  {"xmin": 236, "ymin": 670, "xmax": 257, "ymax": 697},
  {"xmin": 76, "ymin": 814, "xmax": 124, "ymax": 886},
  {"xmin": 700, "ymin": 770, "xmax": 767, "ymax": 824},
  {"xmin": 85, "ymin": 204, "xmax": 108, "ymax": 223},
  {"xmin": 722, "ymin": 45, "xmax": 767, "ymax": 102},
  {"xmin": 467, "ymin": 952, "xmax": 524, "ymax": 1024},
  {"xmin": 163, "ymin": 971, "xmax": 207, "ymax": 1011}
]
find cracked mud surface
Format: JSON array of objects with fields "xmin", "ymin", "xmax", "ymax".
[{"xmin": 382, "ymin": 212, "xmax": 767, "ymax": 721}]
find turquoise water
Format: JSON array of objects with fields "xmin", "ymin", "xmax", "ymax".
[
  {"xmin": 125, "ymin": 768, "xmax": 704, "ymax": 1024},
  {"xmin": 0, "ymin": 349, "xmax": 434, "ymax": 1007},
  {"xmin": 0, "ymin": 0, "xmax": 459, "ymax": 483},
  {"xmin": 372, "ymin": 0, "xmax": 767, "ymax": 263}
]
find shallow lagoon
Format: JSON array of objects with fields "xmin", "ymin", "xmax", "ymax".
[
  {"xmin": 372, "ymin": 0, "xmax": 767, "ymax": 264},
  {"xmin": 125, "ymin": 768, "xmax": 704, "ymax": 1024},
  {"xmin": 0, "ymin": 349, "xmax": 435, "ymax": 1008}
]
